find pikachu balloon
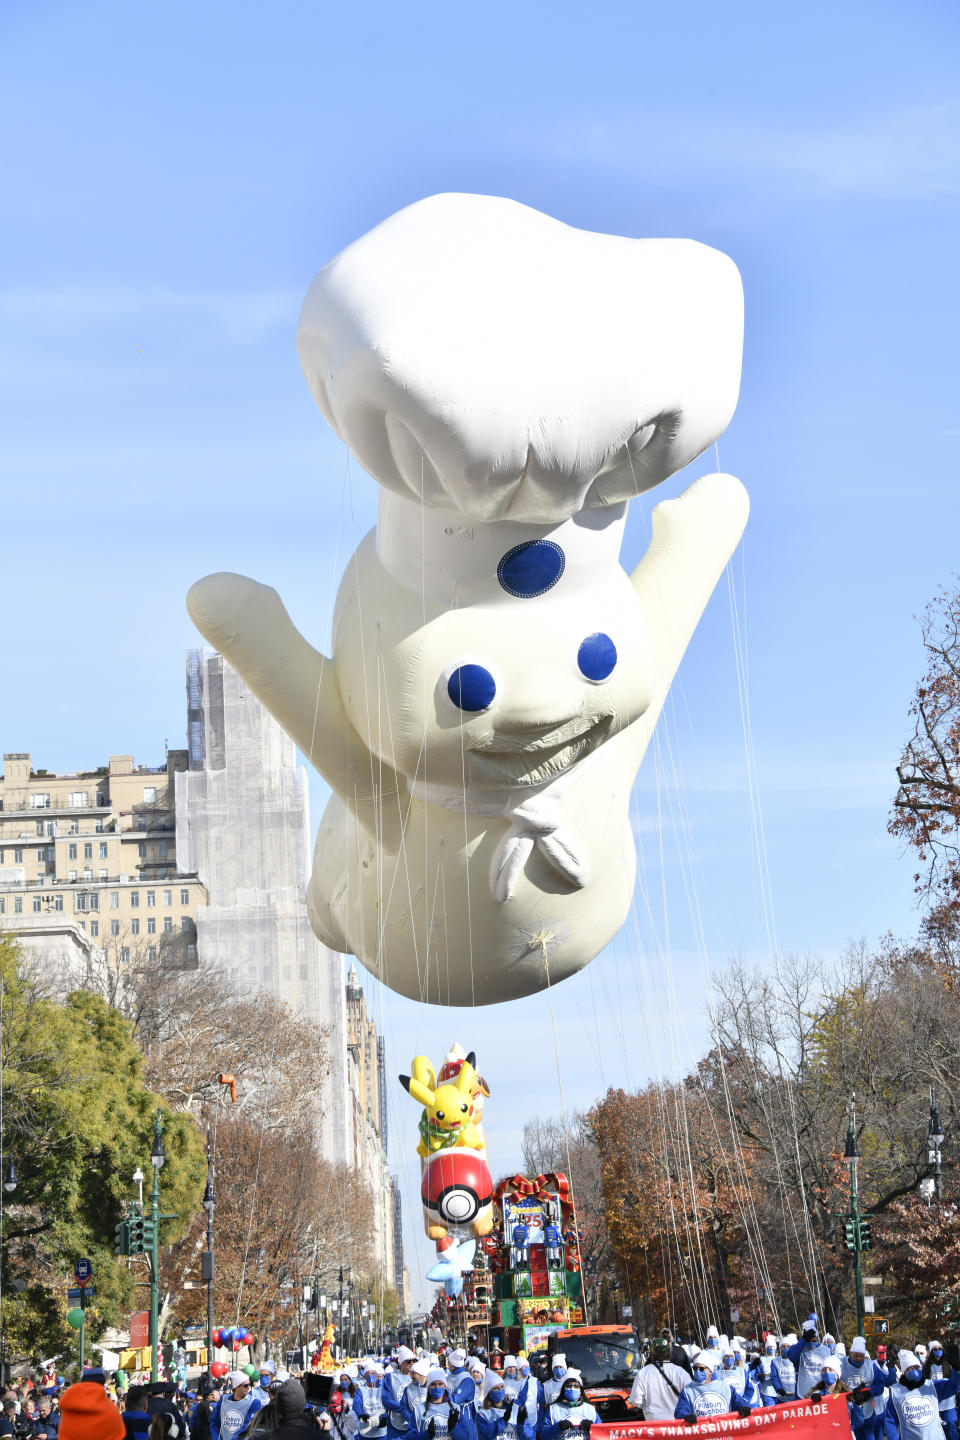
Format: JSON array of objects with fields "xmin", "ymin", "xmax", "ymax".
[{"xmin": 187, "ymin": 194, "xmax": 749, "ymax": 1006}]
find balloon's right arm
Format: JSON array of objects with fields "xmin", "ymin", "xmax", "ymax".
[{"xmin": 186, "ymin": 572, "xmax": 379, "ymax": 806}]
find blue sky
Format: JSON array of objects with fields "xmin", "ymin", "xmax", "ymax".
[{"xmin": 3, "ymin": 0, "xmax": 960, "ymax": 1307}]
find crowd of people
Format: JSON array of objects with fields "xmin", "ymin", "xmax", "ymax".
[
  {"xmin": 628, "ymin": 1314, "xmax": 958, "ymax": 1440},
  {"xmin": 1, "ymin": 1315, "xmax": 956, "ymax": 1440}
]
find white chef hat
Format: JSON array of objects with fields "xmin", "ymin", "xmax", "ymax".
[
  {"xmin": 448, "ymin": 1349, "xmax": 466, "ymax": 1367},
  {"xmin": 503, "ymin": 1356, "xmax": 518, "ymax": 1369},
  {"xmin": 820, "ymin": 1356, "xmax": 842, "ymax": 1378},
  {"xmin": 427, "ymin": 1368, "xmax": 448, "ymax": 1386},
  {"xmin": 483, "ymin": 1370, "xmax": 506, "ymax": 1397},
  {"xmin": 411, "ymin": 1360, "xmax": 430, "ymax": 1380},
  {"xmin": 298, "ymin": 195, "xmax": 742, "ymax": 529},
  {"xmin": 899, "ymin": 1351, "xmax": 921, "ymax": 1371},
  {"xmin": 396, "ymin": 1346, "xmax": 416, "ymax": 1363}
]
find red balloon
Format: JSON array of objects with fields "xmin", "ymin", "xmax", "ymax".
[
  {"xmin": 210, "ymin": 1362, "xmax": 229, "ymax": 1379},
  {"xmin": 212, "ymin": 1329, "xmax": 223, "ymax": 1348},
  {"xmin": 232, "ymin": 1340, "xmax": 243, "ymax": 1352}
]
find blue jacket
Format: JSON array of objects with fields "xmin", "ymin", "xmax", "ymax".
[
  {"xmin": 121, "ymin": 1410, "xmax": 152, "ymax": 1440},
  {"xmin": 674, "ymin": 1379, "xmax": 751, "ymax": 1420},
  {"xmin": 383, "ymin": 1372, "xmax": 413, "ymax": 1438}
]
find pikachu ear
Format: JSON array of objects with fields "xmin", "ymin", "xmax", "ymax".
[
  {"xmin": 411, "ymin": 1055, "xmax": 437, "ymax": 1091},
  {"xmin": 456, "ymin": 1060, "xmax": 477, "ymax": 1095},
  {"xmin": 400, "ymin": 1075, "xmax": 436, "ymax": 1108}
]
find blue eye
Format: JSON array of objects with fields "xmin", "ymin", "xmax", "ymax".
[
  {"xmin": 577, "ymin": 632, "xmax": 617, "ymax": 682},
  {"xmin": 447, "ymin": 664, "xmax": 497, "ymax": 712}
]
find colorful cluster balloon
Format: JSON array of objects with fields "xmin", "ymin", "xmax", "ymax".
[
  {"xmin": 187, "ymin": 191, "xmax": 748, "ymax": 1009},
  {"xmin": 210, "ymin": 1362, "xmax": 230, "ymax": 1379},
  {"xmin": 212, "ymin": 1325, "xmax": 254, "ymax": 1353}
]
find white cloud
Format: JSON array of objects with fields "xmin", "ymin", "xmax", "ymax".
[
  {"xmin": 0, "ymin": 283, "xmax": 301, "ymax": 343},
  {"xmin": 520, "ymin": 98, "xmax": 960, "ymax": 201}
]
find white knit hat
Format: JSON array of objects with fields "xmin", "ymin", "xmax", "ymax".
[
  {"xmin": 820, "ymin": 1357, "xmax": 842, "ymax": 1378},
  {"xmin": 899, "ymin": 1351, "xmax": 921, "ymax": 1371}
]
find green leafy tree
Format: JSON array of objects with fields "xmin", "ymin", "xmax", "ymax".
[{"xmin": 1, "ymin": 936, "xmax": 205, "ymax": 1358}]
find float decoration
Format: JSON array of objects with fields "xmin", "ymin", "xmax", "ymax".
[
  {"xmin": 187, "ymin": 192, "xmax": 749, "ymax": 1009},
  {"xmin": 401, "ymin": 1042, "xmax": 494, "ymax": 1299}
]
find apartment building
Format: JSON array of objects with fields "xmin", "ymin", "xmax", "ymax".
[{"xmin": 0, "ymin": 750, "xmax": 206, "ymax": 975}]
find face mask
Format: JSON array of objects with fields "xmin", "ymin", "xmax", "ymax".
[
  {"xmin": 821, "ymin": 1373, "xmax": 837, "ymax": 1388},
  {"xmin": 825, "ymin": 1343, "xmax": 836, "ymax": 1355},
  {"xmin": 849, "ymin": 1356, "xmax": 864, "ymax": 1368},
  {"xmin": 707, "ymin": 1339, "xmax": 718, "ymax": 1349},
  {"xmin": 428, "ymin": 1387, "xmax": 446, "ymax": 1402},
  {"xmin": 519, "ymin": 1367, "xmax": 530, "ymax": 1378},
  {"xmin": 367, "ymin": 1378, "xmax": 379, "ymax": 1388},
  {"xmin": 553, "ymin": 1368, "xmax": 566, "ymax": 1380},
  {"xmin": 561, "ymin": 1387, "xmax": 579, "ymax": 1404},
  {"xmin": 722, "ymin": 1357, "xmax": 735, "ymax": 1369},
  {"xmin": 339, "ymin": 1380, "xmax": 351, "ymax": 1390},
  {"xmin": 694, "ymin": 1370, "xmax": 711, "ymax": 1384},
  {"xmin": 506, "ymin": 1370, "xmax": 517, "ymax": 1378},
  {"xmin": 904, "ymin": 1369, "xmax": 923, "ymax": 1386},
  {"xmin": 932, "ymin": 1352, "xmax": 943, "ymax": 1362},
  {"xmin": 488, "ymin": 1391, "xmax": 506, "ymax": 1407}
]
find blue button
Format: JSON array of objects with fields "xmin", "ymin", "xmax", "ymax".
[
  {"xmin": 578, "ymin": 633, "xmax": 617, "ymax": 682},
  {"xmin": 497, "ymin": 540, "xmax": 565, "ymax": 598},
  {"xmin": 447, "ymin": 664, "xmax": 497, "ymax": 712}
]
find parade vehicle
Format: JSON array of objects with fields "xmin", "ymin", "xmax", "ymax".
[{"xmin": 545, "ymin": 1325, "xmax": 641, "ymax": 1420}]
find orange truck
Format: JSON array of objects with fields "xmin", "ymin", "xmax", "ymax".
[{"xmin": 546, "ymin": 1325, "xmax": 641, "ymax": 1421}]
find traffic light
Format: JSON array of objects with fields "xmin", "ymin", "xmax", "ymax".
[
  {"xmin": 114, "ymin": 1219, "xmax": 131, "ymax": 1256},
  {"xmin": 129, "ymin": 1216, "xmax": 145, "ymax": 1253},
  {"xmin": 844, "ymin": 1218, "xmax": 857, "ymax": 1251},
  {"xmin": 858, "ymin": 1218, "xmax": 872, "ymax": 1251},
  {"xmin": 141, "ymin": 1218, "xmax": 157, "ymax": 1253}
]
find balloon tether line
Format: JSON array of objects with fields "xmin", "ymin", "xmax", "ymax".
[{"xmin": 539, "ymin": 937, "xmax": 589, "ymax": 1321}]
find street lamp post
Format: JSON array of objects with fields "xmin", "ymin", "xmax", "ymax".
[
  {"xmin": 928, "ymin": 1090, "xmax": 946, "ymax": 1203},
  {"xmin": 842, "ymin": 1095, "xmax": 867, "ymax": 1337},
  {"xmin": 202, "ymin": 1142, "xmax": 215, "ymax": 1382},
  {"xmin": 149, "ymin": 1111, "xmax": 165, "ymax": 1384}
]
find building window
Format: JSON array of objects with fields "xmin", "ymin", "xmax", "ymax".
[
  {"xmin": 110, "ymin": 892, "xmax": 119, "ymax": 908},
  {"xmin": 94, "ymin": 819, "xmax": 103, "ymax": 833},
  {"xmin": 83, "ymin": 842, "xmax": 92, "ymax": 860},
  {"xmin": 138, "ymin": 842, "xmax": 146, "ymax": 858},
  {"xmin": 0, "ymin": 899, "xmax": 4, "ymax": 914},
  {"xmin": 69, "ymin": 820, "xmax": 78, "ymax": 834},
  {"xmin": 69, "ymin": 791, "xmax": 89, "ymax": 808},
  {"xmin": 69, "ymin": 843, "xmax": 77, "ymax": 860},
  {"xmin": 163, "ymin": 889, "xmax": 172, "ymax": 906},
  {"xmin": 181, "ymin": 916, "xmax": 191, "ymax": 931},
  {"xmin": 121, "ymin": 947, "xmax": 130, "ymax": 963},
  {"xmin": 30, "ymin": 793, "xmax": 50, "ymax": 808},
  {"xmin": 147, "ymin": 891, "xmax": 155, "ymax": 907},
  {"xmin": 36, "ymin": 821, "xmax": 45, "ymax": 837},
  {"xmin": 99, "ymin": 842, "xmax": 107, "ymax": 859},
  {"xmin": 33, "ymin": 897, "xmax": 41, "ymax": 912},
  {"xmin": 13, "ymin": 897, "xmax": 22, "ymax": 913},
  {"xmin": 68, "ymin": 869, "xmax": 77, "ymax": 882},
  {"xmin": 180, "ymin": 888, "xmax": 189, "ymax": 905},
  {"xmin": 158, "ymin": 840, "xmax": 168, "ymax": 857},
  {"xmin": 13, "ymin": 849, "xmax": 22, "ymax": 864},
  {"xmin": 98, "ymin": 868, "xmax": 107, "ymax": 880},
  {"xmin": 131, "ymin": 917, "xmax": 140, "ymax": 935},
  {"xmin": 89, "ymin": 892, "xmax": 99, "ymax": 911},
  {"xmin": 187, "ymin": 944, "xmax": 196, "ymax": 960},
  {"xmin": 130, "ymin": 891, "xmax": 139, "ymax": 908},
  {"xmin": 163, "ymin": 916, "xmax": 173, "ymax": 933},
  {"xmin": 83, "ymin": 869, "xmax": 93, "ymax": 881},
  {"xmin": 147, "ymin": 917, "xmax": 156, "ymax": 934},
  {"xmin": 148, "ymin": 946, "xmax": 157, "ymax": 962},
  {"xmin": 143, "ymin": 786, "xmax": 157, "ymax": 803},
  {"xmin": 54, "ymin": 895, "xmax": 63, "ymax": 912},
  {"xmin": 90, "ymin": 920, "xmax": 98, "ymax": 936},
  {"xmin": 110, "ymin": 919, "xmax": 120, "ymax": 936}
]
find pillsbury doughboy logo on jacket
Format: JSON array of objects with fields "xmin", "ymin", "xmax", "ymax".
[{"xmin": 903, "ymin": 1398, "xmax": 937, "ymax": 1428}]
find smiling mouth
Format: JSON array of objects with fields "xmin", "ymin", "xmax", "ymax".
[{"xmin": 469, "ymin": 714, "xmax": 614, "ymax": 787}]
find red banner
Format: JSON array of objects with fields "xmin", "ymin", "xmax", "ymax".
[
  {"xmin": 129, "ymin": 1311, "xmax": 149, "ymax": 1349},
  {"xmin": 594, "ymin": 1395, "xmax": 853, "ymax": 1440}
]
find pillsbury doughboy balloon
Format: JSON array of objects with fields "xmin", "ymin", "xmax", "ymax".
[{"xmin": 187, "ymin": 193, "xmax": 749, "ymax": 1005}]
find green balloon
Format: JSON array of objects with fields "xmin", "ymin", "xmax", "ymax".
[
  {"xmin": 244, "ymin": 1364, "xmax": 258, "ymax": 1380},
  {"xmin": 67, "ymin": 1308, "xmax": 85, "ymax": 1330}
]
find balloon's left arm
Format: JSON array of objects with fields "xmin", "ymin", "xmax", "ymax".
[{"xmin": 628, "ymin": 472, "xmax": 749, "ymax": 758}]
